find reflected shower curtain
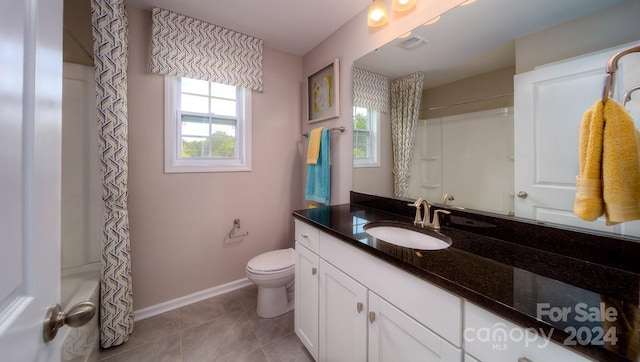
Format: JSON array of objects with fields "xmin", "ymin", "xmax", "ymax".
[
  {"xmin": 92, "ymin": 0, "xmax": 133, "ymax": 348},
  {"xmin": 390, "ymin": 72, "xmax": 424, "ymax": 198}
]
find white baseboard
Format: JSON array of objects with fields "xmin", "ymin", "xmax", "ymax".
[{"xmin": 133, "ymin": 277, "xmax": 253, "ymax": 321}]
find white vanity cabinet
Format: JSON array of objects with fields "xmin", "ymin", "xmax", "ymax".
[
  {"xmin": 294, "ymin": 220, "xmax": 320, "ymax": 360},
  {"xmin": 294, "ymin": 219, "xmax": 463, "ymax": 361},
  {"xmin": 464, "ymin": 302, "xmax": 591, "ymax": 362}
]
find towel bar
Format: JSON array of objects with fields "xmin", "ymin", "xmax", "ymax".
[{"xmin": 302, "ymin": 126, "xmax": 345, "ymax": 137}]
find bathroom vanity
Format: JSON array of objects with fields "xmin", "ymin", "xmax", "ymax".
[{"xmin": 293, "ymin": 192, "xmax": 640, "ymax": 361}]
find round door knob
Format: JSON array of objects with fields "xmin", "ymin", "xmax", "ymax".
[
  {"xmin": 43, "ymin": 301, "xmax": 96, "ymax": 342},
  {"xmin": 517, "ymin": 191, "xmax": 528, "ymax": 199}
]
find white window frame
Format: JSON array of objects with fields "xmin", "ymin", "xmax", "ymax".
[
  {"xmin": 353, "ymin": 107, "xmax": 380, "ymax": 168},
  {"xmin": 164, "ymin": 76, "xmax": 252, "ymax": 173}
]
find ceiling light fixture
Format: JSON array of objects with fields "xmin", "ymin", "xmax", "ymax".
[
  {"xmin": 392, "ymin": 0, "xmax": 417, "ymax": 12},
  {"xmin": 368, "ymin": 0, "xmax": 389, "ymax": 27},
  {"xmin": 423, "ymin": 15, "xmax": 440, "ymax": 25}
]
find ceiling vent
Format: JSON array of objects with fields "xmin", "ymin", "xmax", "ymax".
[{"xmin": 398, "ymin": 35, "xmax": 428, "ymax": 50}]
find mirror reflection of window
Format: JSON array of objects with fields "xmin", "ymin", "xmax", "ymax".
[{"xmin": 353, "ymin": 106, "xmax": 380, "ymax": 167}]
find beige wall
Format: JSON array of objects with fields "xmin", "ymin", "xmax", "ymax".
[
  {"xmin": 420, "ymin": 66, "xmax": 515, "ymax": 120},
  {"xmin": 515, "ymin": 1, "xmax": 640, "ymax": 73},
  {"xmin": 127, "ymin": 6, "xmax": 305, "ymax": 309},
  {"xmin": 302, "ymin": 0, "xmax": 465, "ymax": 205},
  {"xmin": 63, "ymin": 0, "xmax": 93, "ymax": 66}
]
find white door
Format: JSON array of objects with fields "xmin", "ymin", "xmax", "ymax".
[
  {"xmin": 319, "ymin": 259, "xmax": 368, "ymax": 362},
  {"xmin": 0, "ymin": 0, "xmax": 63, "ymax": 360},
  {"xmin": 514, "ymin": 42, "xmax": 640, "ymax": 237},
  {"xmin": 368, "ymin": 292, "xmax": 461, "ymax": 362}
]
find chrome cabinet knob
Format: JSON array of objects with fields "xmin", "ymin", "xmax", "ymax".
[
  {"xmin": 517, "ymin": 191, "xmax": 528, "ymax": 199},
  {"xmin": 357, "ymin": 302, "xmax": 363, "ymax": 313},
  {"xmin": 43, "ymin": 301, "xmax": 96, "ymax": 342},
  {"xmin": 369, "ymin": 311, "xmax": 376, "ymax": 323},
  {"xmin": 311, "ymin": 267, "xmax": 317, "ymax": 275}
]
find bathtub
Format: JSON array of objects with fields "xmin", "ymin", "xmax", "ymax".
[{"xmin": 60, "ymin": 262, "xmax": 100, "ymax": 362}]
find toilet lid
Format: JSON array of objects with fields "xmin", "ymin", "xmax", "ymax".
[{"xmin": 247, "ymin": 248, "xmax": 295, "ymax": 273}]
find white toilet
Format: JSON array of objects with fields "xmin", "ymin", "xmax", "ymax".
[{"xmin": 246, "ymin": 248, "xmax": 295, "ymax": 318}]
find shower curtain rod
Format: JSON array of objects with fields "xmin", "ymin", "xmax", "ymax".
[
  {"xmin": 302, "ymin": 126, "xmax": 345, "ymax": 137},
  {"xmin": 425, "ymin": 92, "xmax": 514, "ymax": 111}
]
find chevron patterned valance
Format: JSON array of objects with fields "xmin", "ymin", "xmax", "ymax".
[
  {"xmin": 149, "ymin": 7, "xmax": 263, "ymax": 91},
  {"xmin": 353, "ymin": 67, "xmax": 389, "ymax": 113}
]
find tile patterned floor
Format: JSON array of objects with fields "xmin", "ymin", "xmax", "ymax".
[{"xmin": 98, "ymin": 285, "xmax": 312, "ymax": 362}]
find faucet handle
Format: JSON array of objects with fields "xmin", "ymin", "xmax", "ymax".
[
  {"xmin": 432, "ymin": 210, "xmax": 451, "ymax": 231},
  {"xmin": 408, "ymin": 198, "xmax": 424, "ymax": 226}
]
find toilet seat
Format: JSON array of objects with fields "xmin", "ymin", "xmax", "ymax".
[{"xmin": 247, "ymin": 248, "xmax": 295, "ymax": 275}]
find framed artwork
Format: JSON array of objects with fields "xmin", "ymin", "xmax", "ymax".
[{"xmin": 307, "ymin": 58, "xmax": 340, "ymax": 123}]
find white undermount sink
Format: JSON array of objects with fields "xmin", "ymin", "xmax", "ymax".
[{"xmin": 364, "ymin": 222, "xmax": 452, "ymax": 250}]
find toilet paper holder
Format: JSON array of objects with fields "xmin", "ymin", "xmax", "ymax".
[{"xmin": 228, "ymin": 218, "xmax": 249, "ymax": 239}]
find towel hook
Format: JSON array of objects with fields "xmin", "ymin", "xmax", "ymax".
[
  {"xmin": 228, "ymin": 218, "xmax": 248, "ymax": 239},
  {"xmin": 622, "ymin": 85, "xmax": 640, "ymax": 106},
  {"xmin": 602, "ymin": 44, "xmax": 640, "ymax": 102}
]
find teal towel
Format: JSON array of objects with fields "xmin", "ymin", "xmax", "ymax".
[{"xmin": 305, "ymin": 129, "xmax": 330, "ymax": 205}]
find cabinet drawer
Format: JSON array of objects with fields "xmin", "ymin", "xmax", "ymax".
[
  {"xmin": 294, "ymin": 219, "xmax": 319, "ymax": 254},
  {"xmin": 320, "ymin": 231, "xmax": 463, "ymax": 347},
  {"xmin": 464, "ymin": 302, "xmax": 591, "ymax": 362}
]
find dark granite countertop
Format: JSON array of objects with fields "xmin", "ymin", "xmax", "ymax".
[{"xmin": 292, "ymin": 202, "xmax": 640, "ymax": 362}]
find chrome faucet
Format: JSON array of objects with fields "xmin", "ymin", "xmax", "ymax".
[
  {"xmin": 408, "ymin": 198, "xmax": 430, "ymax": 227},
  {"xmin": 408, "ymin": 198, "xmax": 451, "ymax": 231},
  {"xmin": 441, "ymin": 193, "xmax": 455, "ymax": 205}
]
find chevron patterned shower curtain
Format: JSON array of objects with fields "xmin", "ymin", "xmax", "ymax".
[
  {"xmin": 391, "ymin": 72, "xmax": 424, "ymax": 198},
  {"xmin": 91, "ymin": 0, "xmax": 133, "ymax": 348}
]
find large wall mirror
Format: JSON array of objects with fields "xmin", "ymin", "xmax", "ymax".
[{"xmin": 353, "ymin": 0, "xmax": 640, "ymax": 238}]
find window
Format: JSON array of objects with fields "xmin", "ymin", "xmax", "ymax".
[
  {"xmin": 164, "ymin": 76, "xmax": 252, "ymax": 173},
  {"xmin": 353, "ymin": 106, "xmax": 379, "ymax": 167}
]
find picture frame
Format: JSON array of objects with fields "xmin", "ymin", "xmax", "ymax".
[{"xmin": 306, "ymin": 58, "xmax": 340, "ymax": 123}]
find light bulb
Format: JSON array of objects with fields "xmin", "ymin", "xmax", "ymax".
[
  {"xmin": 393, "ymin": 0, "xmax": 416, "ymax": 12},
  {"xmin": 371, "ymin": 9, "xmax": 384, "ymax": 21},
  {"xmin": 368, "ymin": 0, "xmax": 389, "ymax": 27}
]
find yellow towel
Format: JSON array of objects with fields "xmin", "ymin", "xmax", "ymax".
[
  {"xmin": 602, "ymin": 99, "xmax": 640, "ymax": 225},
  {"xmin": 574, "ymin": 101, "xmax": 605, "ymax": 221},
  {"xmin": 306, "ymin": 127, "xmax": 324, "ymax": 165},
  {"xmin": 574, "ymin": 99, "xmax": 640, "ymax": 225}
]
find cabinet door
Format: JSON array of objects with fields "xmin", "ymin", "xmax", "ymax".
[
  {"xmin": 319, "ymin": 259, "xmax": 368, "ymax": 362},
  {"xmin": 464, "ymin": 302, "xmax": 590, "ymax": 362},
  {"xmin": 368, "ymin": 292, "xmax": 462, "ymax": 362},
  {"xmin": 295, "ymin": 242, "xmax": 319, "ymax": 361}
]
